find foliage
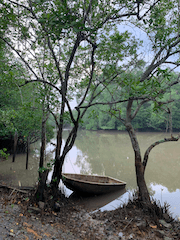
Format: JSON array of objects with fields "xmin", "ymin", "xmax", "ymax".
[
  {"xmin": 38, "ymin": 159, "xmax": 55, "ymax": 173},
  {"xmin": 0, "ymin": 148, "xmax": 10, "ymax": 160},
  {"xmin": 80, "ymin": 70, "xmax": 180, "ymax": 132},
  {"xmin": 0, "ymin": 0, "xmax": 180, "ymax": 198},
  {"xmin": 0, "ymin": 41, "xmax": 53, "ymax": 145}
]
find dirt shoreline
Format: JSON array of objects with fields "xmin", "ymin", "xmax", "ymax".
[{"xmin": 0, "ymin": 185, "xmax": 180, "ymax": 240}]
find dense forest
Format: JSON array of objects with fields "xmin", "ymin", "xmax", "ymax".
[
  {"xmin": 0, "ymin": 39, "xmax": 54, "ymax": 153},
  {"xmin": 79, "ymin": 71, "xmax": 180, "ymax": 132}
]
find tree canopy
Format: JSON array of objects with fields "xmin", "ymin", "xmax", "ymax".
[
  {"xmin": 0, "ymin": 39, "xmax": 53, "ymax": 151},
  {"xmin": 0, "ymin": 0, "xmax": 180, "ymax": 201},
  {"xmin": 80, "ymin": 71, "xmax": 180, "ymax": 132}
]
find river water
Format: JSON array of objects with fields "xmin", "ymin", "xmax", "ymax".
[{"xmin": 1, "ymin": 130, "xmax": 180, "ymax": 218}]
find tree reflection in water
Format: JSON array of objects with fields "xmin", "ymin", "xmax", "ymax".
[{"xmin": 63, "ymin": 130, "xmax": 180, "ymax": 217}]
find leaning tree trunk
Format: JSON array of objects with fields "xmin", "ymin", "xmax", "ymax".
[
  {"xmin": 36, "ymin": 110, "xmax": 47, "ymax": 201},
  {"xmin": 51, "ymin": 122, "xmax": 79, "ymax": 194},
  {"xmin": 51, "ymin": 155, "xmax": 64, "ymax": 191},
  {"xmin": 125, "ymin": 122, "xmax": 150, "ymax": 204},
  {"xmin": 51, "ymin": 124, "xmax": 63, "ymax": 190}
]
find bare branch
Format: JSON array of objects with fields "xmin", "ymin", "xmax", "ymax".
[
  {"xmin": 65, "ymin": 100, "xmax": 76, "ymax": 124},
  {"xmin": 83, "ymin": 0, "xmax": 92, "ymax": 24},
  {"xmin": 77, "ymin": 44, "xmax": 97, "ymax": 108},
  {"xmin": 137, "ymin": 0, "xmax": 161, "ymax": 20},
  {"xmin": 19, "ymin": 79, "xmax": 61, "ymax": 94},
  {"xmin": 47, "ymin": 37, "xmax": 64, "ymax": 84},
  {"xmin": 143, "ymin": 134, "xmax": 180, "ymax": 172},
  {"xmin": 131, "ymin": 99, "xmax": 150, "ymax": 120},
  {"xmin": 48, "ymin": 109, "xmax": 59, "ymax": 128},
  {"xmin": 79, "ymin": 96, "xmax": 153, "ymax": 109},
  {"xmin": 140, "ymin": 36, "xmax": 180, "ymax": 82},
  {"xmin": 65, "ymin": 33, "xmax": 82, "ymax": 85},
  {"xmin": 8, "ymin": 0, "xmax": 31, "ymax": 11},
  {"xmin": 0, "ymin": 36, "xmax": 39, "ymax": 79},
  {"xmin": 27, "ymin": 1, "xmax": 64, "ymax": 84}
]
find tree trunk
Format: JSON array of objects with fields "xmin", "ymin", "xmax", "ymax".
[
  {"xmin": 12, "ymin": 131, "xmax": 18, "ymax": 162},
  {"xmin": 51, "ymin": 126, "xmax": 62, "ymax": 185},
  {"xmin": 51, "ymin": 155, "xmax": 64, "ymax": 195},
  {"xmin": 35, "ymin": 169, "xmax": 49, "ymax": 201},
  {"xmin": 26, "ymin": 136, "xmax": 30, "ymax": 170},
  {"xmin": 36, "ymin": 108, "xmax": 47, "ymax": 201},
  {"xmin": 125, "ymin": 122, "xmax": 150, "ymax": 203},
  {"xmin": 135, "ymin": 157, "xmax": 150, "ymax": 203},
  {"xmin": 39, "ymin": 117, "xmax": 46, "ymax": 174},
  {"xmin": 50, "ymin": 125, "xmax": 79, "ymax": 192}
]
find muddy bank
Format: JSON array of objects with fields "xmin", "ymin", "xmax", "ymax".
[{"xmin": 0, "ymin": 185, "xmax": 180, "ymax": 240}]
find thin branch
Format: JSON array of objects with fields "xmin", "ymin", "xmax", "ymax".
[
  {"xmin": 27, "ymin": 1, "xmax": 64, "ymax": 83},
  {"xmin": 64, "ymin": 33, "xmax": 82, "ymax": 85},
  {"xmin": 140, "ymin": 36, "xmax": 180, "ymax": 82},
  {"xmin": 88, "ymin": 73, "xmax": 120, "ymax": 105},
  {"xmin": 77, "ymin": 44, "xmax": 97, "ymax": 108},
  {"xmin": 83, "ymin": 0, "xmax": 92, "ymax": 24},
  {"xmin": 8, "ymin": 0, "xmax": 31, "ymax": 11},
  {"xmin": 131, "ymin": 99, "xmax": 150, "ymax": 120},
  {"xmin": 19, "ymin": 79, "xmax": 62, "ymax": 94},
  {"xmin": 79, "ymin": 96, "xmax": 153, "ymax": 109},
  {"xmin": 102, "ymin": 0, "xmax": 160, "ymax": 26},
  {"xmin": 0, "ymin": 36, "xmax": 39, "ymax": 79},
  {"xmin": 47, "ymin": 37, "xmax": 64, "ymax": 84},
  {"xmin": 48, "ymin": 109, "xmax": 59, "ymax": 128},
  {"xmin": 137, "ymin": 0, "xmax": 161, "ymax": 20},
  {"xmin": 20, "ymin": 79, "xmax": 75, "ymax": 122},
  {"xmin": 65, "ymin": 99, "xmax": 76, "ymax": 124},
  {"xmin": 143, "ymin": 134, "xmax": 180, "ymax": 172}
]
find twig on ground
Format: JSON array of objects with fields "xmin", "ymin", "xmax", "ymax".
[
  {"xmin": 0, "ymin": 184, "xmax": 28, "ymax": 194},
  {"xmin": 122, "ymin": 218, "xmax": 133, "ymax": 231}
]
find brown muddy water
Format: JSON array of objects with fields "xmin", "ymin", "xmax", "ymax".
[{"xmin": 1, "ymin": 130, "xmax": 180, "ymax": 218}]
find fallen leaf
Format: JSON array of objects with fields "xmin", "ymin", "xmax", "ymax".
[
  {"xmin": 141, "ymin": 231, "xmax": 146, "ymax": 237},
  {"xmin": 10, "ymin": 229, "xmax": 13, "ymax": 233},
  {"xmin": 23, "ymin": 222, "xmax": 32, "ymax": 228},
  {"xmin": 136, "ymin": 230, "xmax": 142, "ymax": 235},
  {"xmin": 19, "ymin": 213, "xmax": 23, "ymax": 217},
  {"xmin": 23, "ymin": 234, "xmax": 29, "ymax": 240},
  {"xmin": 44, "ymin": 232, "xmax": 51, "ymax": 237},
  {"xmin": 26, "ymin": 227, "xmax": 42, "ymax": 239},
  {"xmin": 149, "ymin": 224, "xmax": 157, "ymax": 229}
]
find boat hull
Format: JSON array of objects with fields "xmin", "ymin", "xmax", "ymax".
[{"xmin": 62, "ymin": 173, "xmax": 126, "ymax": 195}]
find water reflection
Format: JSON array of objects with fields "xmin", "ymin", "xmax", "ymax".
[
  {"xmin": 1, "ymin": 130, "xmax": 179, "ymax": 218},
  {"xmin": 63, "ymin": 130, "xmax": 180, "ymax": 217},
  {"xmin": 151, "ymin": 184, "xmax": 180, "ymax": 217},
  {"xmin": 69, "ymin": 188, "xmax": 127, "ymax": 211}
]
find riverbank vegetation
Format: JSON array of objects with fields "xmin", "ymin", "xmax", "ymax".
[
  {"xmin": 80, "ymin": 71, "xmax": 180, "ymax": 132},
  {"xmin": 0, "ymin": 0, "xmax": 180, "ymax": 205},
  {"xmin": 0, "ymin": 41, "xmax": 54, "ymax": 153}
]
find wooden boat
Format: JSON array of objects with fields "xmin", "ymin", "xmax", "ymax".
[{"xmin": 62, "ymin": 173, "xmax": 126, "ymax": 195}]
